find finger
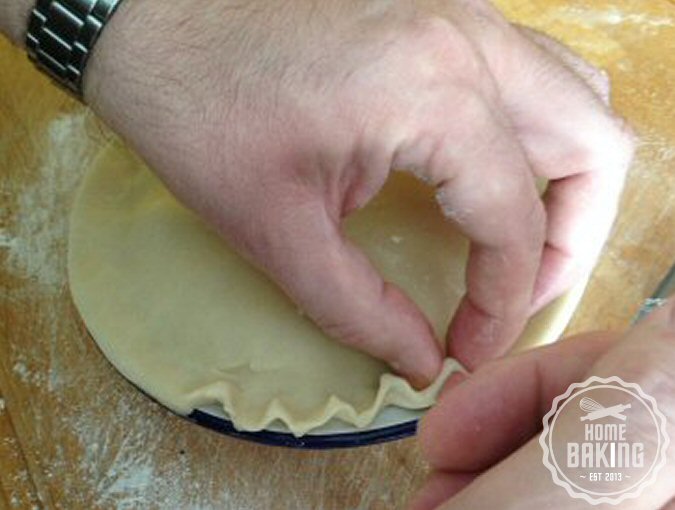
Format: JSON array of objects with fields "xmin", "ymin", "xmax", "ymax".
[
  {"xmin": 419, "ymin": 331, "xmax": 618, "ymax": 471},
  {"xmin": 449, "ymin": 11, "xmax": 635, "ymax": 311},
  {"xmin": 506, "ymin": 30, "xmax": 635, "ymax": 310},
  {"xmin": 407, "ymin": 471, "xmax": 476, "ymax": 510},
  {"xmin": 435, "ymin": 300, "xmax": 675, "ymax": 510},
  {"xmin": 389, "ymin": 20, "xmax": 547, "ymax": 368},
  {"xmin": 414, "ymin": 92, "xmax": 546, "ymax": 369},
  {"xmin": 483, "ymin": 24, "xmax": 635, "ymax": 311},
  {"xmin": 532, "ymin": 169, "xmax": 628, "ymax": 310},
  {"xmin": 256, "ymin": 194, "xmax": 443, "ymax": 387}
]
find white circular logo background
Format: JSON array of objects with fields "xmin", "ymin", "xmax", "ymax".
[{"xmin": 540, "ymin": 376, "xmax": 669, "ymax": 505}]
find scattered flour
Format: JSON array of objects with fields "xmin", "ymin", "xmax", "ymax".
[
  {"xmin": 3, "ymin": 110, "xmax": 250, "ymax": 509},
  {"xmin": 0, "ymin": 228, "xmax": 16, "ymax": 248},
  {"xmin": 12, "ymin": 361, "xmax": 30, "ymax": 382},
  {"xmin": 11, "ymin": 360, "xmax": 45, "ymax": 387},
  {"xmin": 61, "ymin": 398, "xmax": 223, "ymax": 510},
  {"xmin": 4, "ymin": 112, "xmax": 95, "ymax": 288}
]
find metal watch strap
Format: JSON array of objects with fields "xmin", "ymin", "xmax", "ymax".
[{"xmin": 26, "ymin": 0, "xmax": 124, "ymax": 98}]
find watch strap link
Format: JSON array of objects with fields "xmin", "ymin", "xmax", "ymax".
[{"xmin": 26, "ymin": 0, "xmax": 123, "ymax": 98}]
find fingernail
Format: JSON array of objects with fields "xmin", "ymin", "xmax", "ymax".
[
  {"xmin": 409, "ymin": 373, "xmax": 433, "ymax": 390},
  {"xmin": 390, "ymin": 359, "xmax": 426, "ymax": 389},
  {"xmin": 398, "ymin": 357, "xmax": 442, "ymax": 390}
]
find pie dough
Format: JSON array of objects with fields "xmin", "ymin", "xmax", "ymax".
[{"xmin": 68, "ymin": 141, "xmax": 583, "ymax": 436}]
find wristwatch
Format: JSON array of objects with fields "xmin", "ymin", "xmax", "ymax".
[{"xmin": 25, "ymin": 0, "xmax": 124, "ymax": 98}]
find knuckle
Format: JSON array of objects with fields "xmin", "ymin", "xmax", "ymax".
[
  {"xmin": 590, "ymin": 119, "xmax": 636, "ymax": 175},
  {"xmin": 415, "ymin": 16, "xmax": 461, "ymax": 47},
  {"xmin": 321, "ymin": 320, "xmax": 367, "ymax": 349},
  {"xmin": 452, "ymin": 87, "xmax": 492, "ymax": 122},
  {"xmin": 408, "ymin": 16, "xmax": 483, "ymax": 80},
  {"xmin": 563, "ymin": 116, "xmax": 636, "ymax": 179}
]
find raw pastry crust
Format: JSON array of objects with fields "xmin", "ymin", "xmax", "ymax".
[{"xmin": 68, "ymin": 142, "xmax": 582, "ymax": 436}]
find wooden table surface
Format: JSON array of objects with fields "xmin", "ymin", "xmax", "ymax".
[{"xmin": 1, "ymin": 1, "xmax": 674, "ymax": 509}]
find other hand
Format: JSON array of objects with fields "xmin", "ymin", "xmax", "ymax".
[{"xmin": 412, "ymin": 299, "xmax": 675, "ymax": 509}]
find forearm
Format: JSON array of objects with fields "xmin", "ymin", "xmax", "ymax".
[
  {"xmin": 0, "ymin": 0, "xmax": 238, "ymax": 147},
  {"xmin": 0, "ymin": 0, "xmax": 34, "ymax": 45}
]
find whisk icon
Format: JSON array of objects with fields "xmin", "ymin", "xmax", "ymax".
[{"xmin": 580, "ymin": 397, "xmax": 631, "ymax": 421}]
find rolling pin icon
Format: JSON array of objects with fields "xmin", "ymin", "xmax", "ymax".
[{"xmin": 580, "ymin": 397, "xmax": 632, "ymax": 422}]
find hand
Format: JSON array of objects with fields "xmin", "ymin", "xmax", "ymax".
[
  {"xmin": 411, "ymin": 299, "xmax": 675, "ymax": 509},
  {"xmin": 83, "ymin": 0, "xmax": 634, "ymax": 384}
]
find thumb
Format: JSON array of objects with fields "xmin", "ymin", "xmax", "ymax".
[
  {"xmin": 254, "ymin": 196, "xmax": 444, "ymax": 387},
  {"xmin": 440, "ymin": 299, "xmax": 675, "ymax": 510}
]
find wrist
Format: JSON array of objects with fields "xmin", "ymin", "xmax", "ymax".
[
  {"xmin": 82, "ymin": 0, "xmax": 190, "ymax": 136},
  {"xmin": 83, "ymin": 0, "xmax": 141, "ymax": 106},
  {"xmin": 83, "ymin": 0, "xmax": 245, "ymax": 143}
]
